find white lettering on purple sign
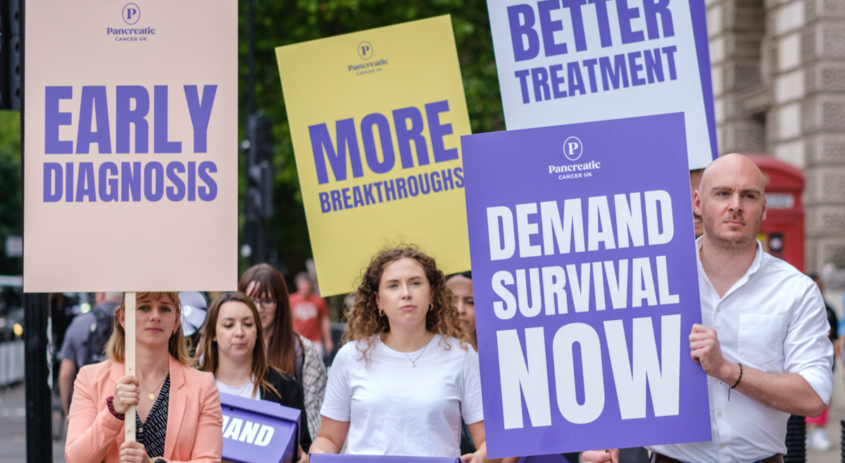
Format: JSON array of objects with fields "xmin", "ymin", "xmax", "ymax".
[
  {"xmin": 486, "ymin": 189, "xmax": 681, "ymax": 428},
  {"xmin": 221, "ymin": 415, "xmax": 275, "ymax": 447}
]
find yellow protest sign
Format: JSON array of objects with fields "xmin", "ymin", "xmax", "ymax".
[{"xmin": 277, "ymin": 16, "xmax": 471, "ymax": 296}]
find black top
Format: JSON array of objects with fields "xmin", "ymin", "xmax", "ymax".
[
  {"xmin": 136, "ymin": 375, "xmax": 170, "ymax": 459},
  {"xmin": 459, "ymin": 418, "xmax": 475, "ymax": 455},
  {"xmin": 260, "ymin": 368, "xmax": 312, "ymax": 452},
  {"xmin": 826, "ymin": 301, "xmax": 839, "ymax": 341}
]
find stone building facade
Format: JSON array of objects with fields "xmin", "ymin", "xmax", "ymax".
[{"xmin": 706, "ymin": 0, "xmax": 845, "ymax": 273}]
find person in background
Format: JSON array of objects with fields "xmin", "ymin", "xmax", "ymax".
[
  {"xmin": 311, "ymin": 246, "xmax": 497, "ymax": 462},
  {"xmin": 58, "ymin": 291, "xmax": 123, "ymax": 417},
  {"xmin": 446, "ymin": 272, "xmax": 480, "ymax": 456},
  {"xmin": 65, "ymin": 292, "xmax": 222, "ymax": 463},
  {"xmin": 446, "ymin": 272, "xmax": 476, "ymax": 351},
  {"xmin": 805, "ymin": 273, "xmax": 839, "ymax": 451},
  {"xmin": 290, "ymin": 272, "xmax": 333, "ymax": 357},
  {"xmin": 584, "ymin": 153, "xmax": 833, "ymax": 463},
  {"xmin": 446, "ymin": 271, "xmax": 520, "ymax": 463},
  {"xmin": 691, "ymin": 168, "xmax": 705, "ymax": 238},
  {"xmin": 238, "ymin": 264, "xmax": 327, "ymax": 442},
  {"xmin": 194, "ymin": 292, "xmax": 311, "ymax": 458}
]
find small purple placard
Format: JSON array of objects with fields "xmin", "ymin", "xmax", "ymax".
[
  {"xmin": 220, "ymin": 392, "xmax": 300, "ymax": 463},
  {"xmin": 461, "ymin": 114, "xmax": 711, "ymax": 457},
  {"xmin": 517, "ymin": 456, "xmax": 570, "ymax": 463},
  {"xmin": 310, "ymin": 455, "xmax": 460, "ymax": 463}
]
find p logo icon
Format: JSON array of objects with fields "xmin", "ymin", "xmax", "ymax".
[
  {"xmin": 563, "ymin": 136, "xmax": 583, "ymax": 161},
  {"xmin": 358, "ymin": 41, "xmax": 373, "ymax": 60},
  {"xmin": 123, "ymin": 3, "xmax": 140, "ymax": 25}
]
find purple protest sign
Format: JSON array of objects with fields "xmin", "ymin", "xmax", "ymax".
[
  {"xmin": 461, "ymin": 113, "xmax": 711, "ymax": 457},
  {"xmin": 517, "ymin": 456, "xmax": 570, "ymax": 463},
  {"xmin": 310, "ymin": 456, "xmax": 460, "ymax": 463},
  {"xmin": 220, "ymin": 392, "xmax": 300, "ymax": 463}
]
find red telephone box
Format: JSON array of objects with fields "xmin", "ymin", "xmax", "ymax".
[{"xmin": 746, "ymin": 154, "xmax": 805, "ymax": 272}]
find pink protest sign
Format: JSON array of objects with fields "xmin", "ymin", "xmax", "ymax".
[{"xmin": 23, "ymin": 0, "xmax": 238, "ymax": 292}]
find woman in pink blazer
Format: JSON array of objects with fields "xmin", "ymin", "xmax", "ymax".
[{"xmin": 65, "ymin": 292, "xmax": 223, "ymax": 463}]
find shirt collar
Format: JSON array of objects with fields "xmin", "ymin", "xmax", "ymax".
[{"xmin": 696, "ymin": 236, "xmax": 764, "ymax": 299}]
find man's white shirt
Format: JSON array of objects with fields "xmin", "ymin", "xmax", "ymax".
[{"xmin": 649, "ymin": 239, "xmax": 833, "ymax": 463}]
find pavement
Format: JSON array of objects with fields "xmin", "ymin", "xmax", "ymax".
[{"xmin": 0, "ymin": 383, "xmax": 66, "ymax": 463}]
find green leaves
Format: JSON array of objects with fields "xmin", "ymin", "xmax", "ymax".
[{"xmin": 0, "ymin": 111, "xmax": 21, "ymax": 274}]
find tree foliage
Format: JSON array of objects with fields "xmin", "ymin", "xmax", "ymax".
[
  {"xmin": 238, "ymin": 0, "xmax": 504, "ymax": 277},
  {"xmin": 0, "ymin": 111, "xmax": 21, "ymax": 275}
]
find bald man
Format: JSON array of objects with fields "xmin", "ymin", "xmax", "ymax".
[
  {"xmin": 585, "ymin": 154, "xmax": 833, "ymax": 463},
  {"xmin": 690, "ymin": 168, "xmax": 704, "ymax": 238}
]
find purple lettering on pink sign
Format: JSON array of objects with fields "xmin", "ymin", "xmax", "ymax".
[{"xmin": 460, "ymin": 114, "xmax": 711, "ymax": 458}]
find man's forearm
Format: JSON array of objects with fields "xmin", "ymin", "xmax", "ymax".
[
  {"xmin": 719, "ymin": 362, "xmax": 826, "ymax": 417},
  {"xmin": 58, "ymin": 365, "xmax": 76, "ymax": 415},
  {"xmin": 322, "ymin": 318, "xmax": 332, "ymax": 345}
]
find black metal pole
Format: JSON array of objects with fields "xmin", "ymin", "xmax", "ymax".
[
  {"xmin": 24, "ymin": 294, "xmax": 52, "ymax": 463},
  {"xmin": 243, "ymin": 0, "xmax": 261, "ymax": 264},
  {"xmin": 247, "ymin": 0, "xmax": 254, "ymax": 117},
  {"xmin": 20, "ymin": 1, "xmax": 53, "ymax": 461}
]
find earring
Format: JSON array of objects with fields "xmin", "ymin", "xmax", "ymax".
[
  {"xmin": 378, "ymin": 308, "xmax": 384, "ymax": 317},
  {"xmin": 429, "ymin": 303, "xmax": 433, "ymax": 310}
]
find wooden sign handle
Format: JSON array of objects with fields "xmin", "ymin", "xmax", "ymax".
[{"xmin": 125, "ymin": 291, "xmax": 136, "ymax": 442}]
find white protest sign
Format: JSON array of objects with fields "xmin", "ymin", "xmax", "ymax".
[{"xmin": 486, "ymin": 0, "xmax": 717, "ymax": 169}]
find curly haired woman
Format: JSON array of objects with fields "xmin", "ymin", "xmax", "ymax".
[{"xmin": 310, "ymin": 247, "xmax": 500, "ymax": 463}]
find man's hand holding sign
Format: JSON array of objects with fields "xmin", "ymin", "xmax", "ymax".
[{"xmin": 584, "ymin": 154, "xmax": 832, "ymax": 463}]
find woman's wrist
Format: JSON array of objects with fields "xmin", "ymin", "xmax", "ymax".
[
  {"xmin": 308, "ymin": 437, "xmax": 335, "ymax": 454},
  {"xmin": 106, "ymin": 396, "xmax": 125, "ymax": 420}
]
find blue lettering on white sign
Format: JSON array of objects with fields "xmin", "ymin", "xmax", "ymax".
[{"xmin": 505, "ymin": 0, "xmax": 679, "ymax": 105}]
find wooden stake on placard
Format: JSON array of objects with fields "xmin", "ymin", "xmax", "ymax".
[{"xmin": 125, "ymin": 292, "xmax": 136, "ymax": 442}]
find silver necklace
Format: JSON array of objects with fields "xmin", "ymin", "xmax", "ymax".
[{"xmin": 405, "ymin": 333, "xmax": 433, "ymax": 367}]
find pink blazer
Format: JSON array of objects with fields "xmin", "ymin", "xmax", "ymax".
[{"xmin": 65, "ymin": 356, "xmax": 223, "ymax": 463}]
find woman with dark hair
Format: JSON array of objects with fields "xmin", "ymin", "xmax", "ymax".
[
  {"xmin": 194, "ymin": 292, "xmax": 311, "ymax": 458},
  {"xmin": 446, "ymin": 271, "xmax": 476, "ymax": 351},
  {"xmin": 446, "ymin": 272, "xmax": 520, "ymax": 463},
  {"xmin": 65, "ymin": 292, "xmax": 223, "ymax": 463},
  {"xmin": 238, "ymin": 264, "xmax": 327, "ymax": 442},
  {"xmin": 446, "ymin": 271, "xmax": 478, "ymax": 456},
  {"xmin": 310, "ymin": 246, "xmax": 498, "ymax": 462}
]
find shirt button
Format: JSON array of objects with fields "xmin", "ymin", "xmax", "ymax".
[
  {"xmin": 717, "ymin": 412, "xmax": 722, "ymax": 417},
  {"xmin": 139, "ymin": 427, "xmax": 143, "ymax": 433},
  {"xmin": 716, "ymin": 307, "xmax": 721, "ymax": 313},
  {"xmin": 720, "ymin": 445, "xmax": 725, "ymax": 450}
]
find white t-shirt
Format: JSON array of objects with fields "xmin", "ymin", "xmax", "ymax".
[
  {"xmin": 321, "ymin": 334, "xmax": 484, "ymax": 457},
  {"xmin": 216, "ymin": 379, "xmax": 258, "ymax": 400}
]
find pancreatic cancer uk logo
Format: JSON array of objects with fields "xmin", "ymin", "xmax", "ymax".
[
  {"xmin": 563, "ymin": 136, "xmax": 583, "ymax": 161},
  {"xmin": 348, "ymin": 40, "xmax": 388, "ymax": 74},
  {"xmin": 108, "ymin": 3, "xmax": 155, "ymax": 41},
  {"xmin": 549, "ymin": 136, "xmax": 600, "ymax": 180},
  {"xmin": 358, "ymin": 41, "xmax": 373, "ymax": 60},
  {"xmin": 122, "ymin": 3, "xmax": 140, "ymax": 25}
]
